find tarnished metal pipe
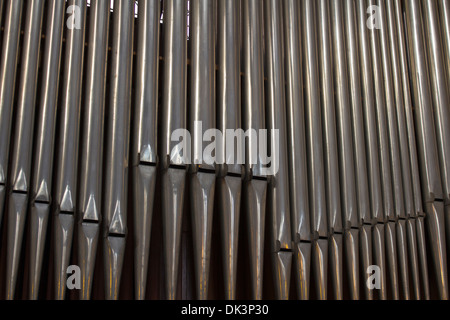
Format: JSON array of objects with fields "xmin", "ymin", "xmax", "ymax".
[
  {"xmin": 217, "ymin": 0, "xmax": 242, "ymax": 300},
  {"xmin": 160, "ymin": 0, "xmax": 188, "ymax": 300},
  {"xmin": 317, "ymin": 0, "xmax": 342, "ymax": 300},
  {"xmin": 283, "ymin": 0, "xmax": 311, "ymax": 300},
  {"xmin": 243, "ymin": 0, "xmax": 268, "ymax": 300},
  {"xmin": 301, "ymin": 0, "xmax": 328, "ymax": 300},
  {"xmin": 0, "ymin": 0, "xmax": 23, "ymax": 233},
  {"xmin": 29, "ymin": 0, "xmax": 65, "ymax": 300},
  {"xmin": 5, "ymin": 0, "xmax": 44, "ymax": 300},
  {"xmin": 132, "ymin": 0, "xmax": 160, "ymax": 300},
  {"xmin": 78, "ymin": 0, "xmax": 109, "ymax": 300},
  {"xmin": 103, "ymin": 0, "xmax": 134, "ymax": 300}
]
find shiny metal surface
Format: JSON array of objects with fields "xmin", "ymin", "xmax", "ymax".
[
  {"xmin": 317, "ymin": 0, "xmax": 342, "ymax": 234},
  {"xmin": 301, "ymin": 0, "xmax": 327, "ymax": 238},
  {"xmin": 78, "ymin": 0, "xmax": 109, "ymax": 300},
  {"xmin": 132, "ymin": 0, "xmax": 160, "ymax": 300},
  {"xmin": 344, "ymin": 0, "xmax": 371, "ymax": 225},
  {"xmin": 218, "ymin": 0, "xmax": 242, "ymax": 300},
  {"xmin": 28, "ymin": 0, "xmax": 65, "ymax": 300},
  {"xmin": 356, "ymin": 0, "xmax": 383, "ymax": 224},
  {"xmin": 242, "ymin": 0, "xmax": 268, "ymax": 300},
  {"xmin": 329, "ymin": 234, "xmax": 343, "ymax": 300},
  {"xmin": 102, "ymin": 0, "xmax": 134, "ymax": 300},
  {"xmin": 404, "ymin": 0, "xmax": 443, "ymax": 201},
  {"xmin": 6, "ymin": 0, "xmax": 44, "ymax": 300},
  {"xmin": 360, "ymin": 225, "xmax": 373, "ymax": 300},
  {"xmin": 264, "ymin": 0, "xmax": 292, "ymax": 299},
  {"xmin": 0, "ymin": 0, "xmax": 23, "ymax": 228},
  {"xmin": 283, "ymin": 0, "xmax": 311, "ymax": 242},
  {"xmin": 373, "ymin": 224, "xmax": 387, "ymax": 299},
  {"xmin": 0, "ymin": 0, "xmax": 447, "ymax": 301},
  {"xmin": 189, "ymin": 0, "xmax": 216, "ymax": 300},
  {"xmin": 330, "ymin": 0, "xmax": 358, "ymax": 229},
  {"xmin": 160, "ymin": 0, "xmax": 187, "ymax": 301},
  {"xmin": 53, "ymin": 0, "xmax": 86, "ymax": 300},
  {"xmin": 422, "ymin": 0, "xmax": 450, "ymax": 205}
]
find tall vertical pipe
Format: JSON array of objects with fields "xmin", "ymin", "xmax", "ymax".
[
  {"xmin": 217, "ymin": 0, "xmax": 242, "ymax": 300},
  {"xmin": 317, "ymin": 0, "xmax": 343, "ymax": 300},
  {"xmin": 0, "ymin": 0, "xmax": 23, "ymax": 232},
  {"xmin": 160, "ymin": 0, "xmax": 188, "ymax": 300},
  {"xmin": 29, "ymin": 0, "xmax": 65, "ymax": 300},
  {"xmin": 243, "ymin": 0, "xmax": 268, "ymax": 300},
  {"xmin": 103, "ymin": 0, "xmax": 135, "ymax": 300},
  {"xmin": 78, "ymin": 0, "xmax": 109, "ymax": 300},
  {"xmin": 5, "ymin": 0, "xmax": 44, "ymax": 299},
  {"xmin": 301, "ymin": 0, "xmax": 328, "ymax": 300},
  {"xmin": 283, "ymin": 0, "xmax": 312, "ymax": 300},
  {"xmin": 132, "ymin": 0, "xmax": 160, "ymax": 300}
]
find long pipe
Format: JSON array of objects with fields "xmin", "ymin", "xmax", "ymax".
[
  {"xmin": 0, "ymin": 0, "xmax": 23, "ymax": 232},
  {"xmin": 217, "ymin": 0, "xmax": 242, "ymax": 300},
  {"xmin": 53, "ymin": 0, "xmax": 86, "ymax": 300},
  {"xmin": 132, "ymin": 0, "xmax": 160, "ymax": 300},
  {"xmin": 103, "ymin": 0, "xmax": 135, "ymax": 300},
  {"xmin": 330, "ymin": 0, "xmax": 360, "ymax": 300},
  {"xmin": 404, "ymin": 0, "xmax": 448, "ymax": 300},
  {"xmin": 189, "ymin": 0, "xmax": 217, "ymax": 300},
  {"xmin": 29, "ymin": 0, "xmax": 65, "ymax": 300},
  {"xmin": 77, "ymin": 0, "xmax": 109, "ymax": 300},
  {"xmin": 283, "ymin": 0, "xmax": 312, "ymax": 300},
  {"xmin": 5, "ymin": 0, "xmax": 44, "ymax": 300},
  {"xmin": 394, "ymin": 0, "xmax": 428, "ymax": 300},
  {"xmin": 243, "ymin": 0, "xmax": 268, "ymax": 300},
  {"xmin": 317, "ymin": 0, "xmax": 343, "ymax": 300},
  {"xmin": 160, "ymin": 0, "xmax": 188, "ymax": 300},
  {"xmin": 301, "ymin": 0, "xmax": 328, "ymax": 300}
]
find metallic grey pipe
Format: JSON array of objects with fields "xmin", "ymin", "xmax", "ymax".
[
  {"xmin": 264, "ymin": 0, "xmax": 292, "ymax": 300},
  {"xmin": 243, "ymin": 0, "xmax": 268, "ymax": 300},
  {"xmin": 283, "ymin": 0, "xmax": 311, "ymax": 300},
  {"xmin": 301, "ymin": 0, "xmax": 328, "ymax": 299},
  {"xmin": 29, "ymin": 0, "xmax": 65, "ymax": 300},
  {"xmin": 416, "ymin": 216, "xmax": 431, "ymax": 299},
  {"xmin": 373, "ymin": 224, "xmax": 387, "ymax": 299},
  {"xmin": 132, "ymin": 0, "xmax": 160, "ymax": 300},
  {"xmin": 360, "ymin": 225, "xmax": 373, "ymax": 300},
  {"xmin": 189, "ymin": 0, "xmax": 216, "ymax": 300},
  {"xmin": 217, "ymin": 0, "xmax": 242, "ymax": 300},
  {"xmin": 330, "ymin": 0, "xmax": 359, "ymax": 300},
  {"xmin": 160, "ymin": 0, "xmax": 188, "ymax": 300},
  {"xmin": 53, "ymin": 0, "xmax": 86, "ymax": 300},
  {"xmin": 6, "ymin": 0, "xmax": 44, "ymax": 300},
  {"xmin": 356, "ymin": 0, "xmax": 384, "ymax": 225},
  {"xmin": 78, "ymin": 0, "xmax": 109, "ymax": 300},
  {"xmin": 404, "ymin": 0, "xmax": 443, "ymax": 202},
  {"xmin": 344, "ymin": 0, "xmax": 371, "ymax": 226},
  {"xmin": 439, "ymin": 0, "xmax": 450, "ymax": 101},
  {"xmin": 378, "ymin": 0, "xmax": 406, "ymax": 300},
  {"xmin": 422, "ymin": 0, "xmax": 450, "ymax": 205},
  {"xmin": 385, "ymin": 221, "xmax": 399, "ymax": 299},
  {"xmin": 103, "ymin": 0, "xmax": 134, "ymax": 300},
  {"xmin": 404, "ymin": 0, "xmax": 447, "ymax": 299},
  {"xmin": 0, "ymin": 0, "xmax": 23, "ymax": 231},
  {"xmin": 317, "ymin": 0, "xmax": 342, "ymax": 300},
  {"xmin": 394, "ymin": 0, "xmax": 426, "ymax": 299},
  {"xmin": 386, "ymin": 0, "xmax": 416, "ymax": 299}
]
